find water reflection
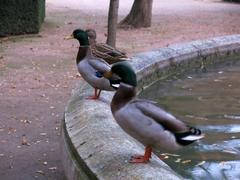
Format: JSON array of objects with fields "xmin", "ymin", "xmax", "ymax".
[
  {"xmin": 140, "ymin": 60, "xmax": 240, "ymax": 179},
  {"xmin": 199, "ymin": 124, "xmax": 240, "ymax": 133},
  {"xmin": 190, "ymin": 161, "xmax": 240, "ymax": 180}
]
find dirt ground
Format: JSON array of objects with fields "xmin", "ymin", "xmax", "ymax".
[{"xmin": 0, "ymin": 0, "xmax": 239, "ymax": 179}]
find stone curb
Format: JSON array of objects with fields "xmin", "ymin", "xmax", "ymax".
[{"xmin": 61, "ymin": 35, "xmax": 240, "ymax": 180}]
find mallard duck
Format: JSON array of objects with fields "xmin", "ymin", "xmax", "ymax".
[
  {"xmin": 104, "ymin": 62, "xmax": 204, "ymax": 163},
  {"xmin": 65, "ymin": 29, "xmax": 115, "ymax": 99},
  {"xmin": 85, "ymin": 29, "xmax": 128, "ymax": 64}
]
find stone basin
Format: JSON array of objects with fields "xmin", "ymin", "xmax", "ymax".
[{"xmin": 61, "ymin": 35, "xmax": 240, "ymax": 180}]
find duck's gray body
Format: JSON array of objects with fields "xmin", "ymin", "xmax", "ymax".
[
  {"xmin": 111, "ymin": 83, "xmax": 193, "ymax": 151},
  {"xmin": 76, "ymin": 46, "xmax": 115, "ymax": 91}
]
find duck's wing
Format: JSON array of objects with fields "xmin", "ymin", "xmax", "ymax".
[
  {"xmin": 132, "ymin": 99, "xmax": 188, "ymax": 132},
  {"xmin": 88, "ymin": 57, "xmax": 111, "ymax": 73},
  {"xmin": 95, "ymin": 43, "xmax": 127, "ymax": 58},
  {"xmin": 91, "ymin": 43, "xmax": 128, "ymax": 64}
]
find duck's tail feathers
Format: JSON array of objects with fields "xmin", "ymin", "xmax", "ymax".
[{"xmin": 174, "ymin": 127, "xmax": 204, "ymax": 146}]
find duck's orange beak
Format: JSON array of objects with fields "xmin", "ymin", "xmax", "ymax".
[{"xmin": 103, "ymin": 71, "xmax": 113, "ymax": 79}]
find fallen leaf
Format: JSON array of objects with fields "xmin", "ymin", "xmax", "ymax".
[
  {"xmin": 48, "ymin": 167, "xmax": 57, "ymax": 170},
  {"xmin": 175, "ymin": 158, "xmax": 181, "ymax": 163},
  {"xmin": 24, "ymin": 120, "xmax": 31, "ymax": 124},
  {"xmin": 36, "ymin": 170, "xmax": 45, "ymax": 175},
  {"xmin": 214, "ymin": 79, "xmax": 222, "ymax": 82},
  {"xmin": 8, "ymin": 128, "xmax": 17, "ymax": 134},
  {"xmin": 185, "ymin": 115, "xmax": 194, "ymax": 118},
  {"xmin": 21, "ymin": 135, "xmax": 30, "ymax": 146},
  {"xmin": 161, "ymin": 153, "xmax": 180, "ymax": 157},
  {"xmin": 76, "ymin": 74, "xmax": 81, "ymax": 78},
  {"xmin": 222, "ymin": 149, "xmax": 238, "ymax": 154},
  {"xmin": 182, "ymin": 160, "xmax": 191, "ymax": 164},
  {"xmin": 196, "ymin": 161, "xmax": 206, "ymax": 166},
  {"xmin": 20, "ymin": 119, "xmax": 31, "ymax": 124},
  {"xmin": 35, "ymin": 140, "xmax": 41, "ymax": 144}
]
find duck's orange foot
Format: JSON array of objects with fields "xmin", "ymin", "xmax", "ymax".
[
  {"xmin": 86, "ymin": 95, "xmax": 99, "ymax": 100},
  {"xmin": 86, "ymin": 89, "xmax": 101, "ymax": 100},
  {"xmin": 129, "ymin": 154, "xmax": 150, "ymax": 163}
]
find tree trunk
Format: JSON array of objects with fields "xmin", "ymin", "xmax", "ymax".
[
  {"xmin": 106, "ymin": 0, "xmax": 119, "ymax": 47},
  {"xmin": 119, "ymin": 0, "xmax": 153, "ymax": 29}
]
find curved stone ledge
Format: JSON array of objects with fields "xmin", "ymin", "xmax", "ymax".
[{"xmin": 61, "ymin": 35, "xmax": 240, "ymax": 180}]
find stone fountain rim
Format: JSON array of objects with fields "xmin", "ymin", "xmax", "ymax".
[{"xmin": 61, "ymin": 34, "xmax": 240, "ymax": 180}]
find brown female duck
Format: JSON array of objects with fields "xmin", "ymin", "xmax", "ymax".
[{"xmin": 85, "ymin": 29, "xmax": 128, "ymax": 64}]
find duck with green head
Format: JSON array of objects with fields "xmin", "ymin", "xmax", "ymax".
[
  {"xmin": 65, "ymin": 29, "xmax": 115, "ymax": 99},
  {"xmin": 105, "ymin": 62, "xmax": 204, "ymax": 163}
]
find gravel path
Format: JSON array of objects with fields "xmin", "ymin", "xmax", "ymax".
[{"xmin": 0, "ymin": 0, "xmax": 239, "ymax": 179}]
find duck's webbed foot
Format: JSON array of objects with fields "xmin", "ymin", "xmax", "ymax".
[
  {"xmin": 129, "ymin": 155, "xmax": 150, "ymax": 163},
  {"xmin": 86, "ymin": 89, "xmax": 101, "ymax": 100},
  {"xmin": 86, "ymin": 95, "xmax": 99, "ymax": 100},
  {"xmin": 129, "ymin": 146, "xmax": 152, "ymax": 163}
]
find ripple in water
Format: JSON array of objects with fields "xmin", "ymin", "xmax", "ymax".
[{"xmin": 140, "ymin": 60, "xmax": 240, "ymax": 179}]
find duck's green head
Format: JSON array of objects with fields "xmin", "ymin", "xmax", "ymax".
[
  {"xmin": 65, "ymin": 29, "xmax": 90, "ymax": 46},
  {"xmin": 105, "ymin": 62, "xmax": 137, "ymax": 88}
]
